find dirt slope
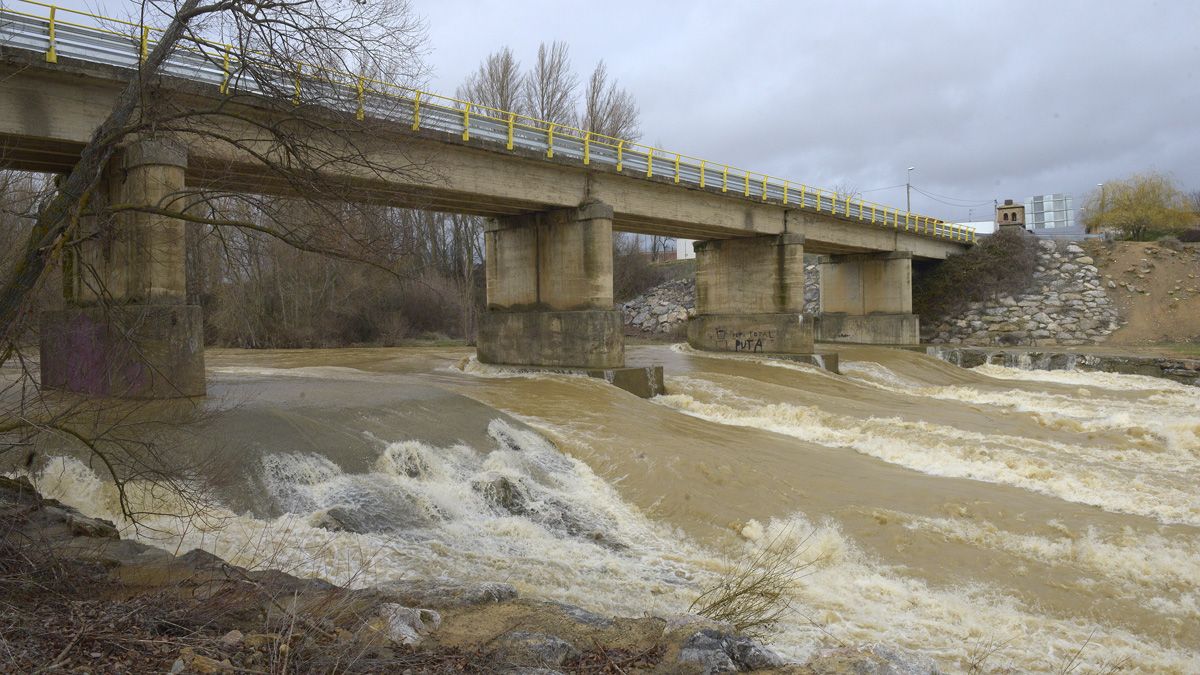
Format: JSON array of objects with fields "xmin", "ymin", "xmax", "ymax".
[{"xmin": 1085, "ymin": 240, "xmax": 1200, "ymax": 345}]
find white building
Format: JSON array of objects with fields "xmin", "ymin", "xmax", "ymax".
[
  {"xmin": 1024, "ymin": 193, "xmax": 1079, "ymax": 233},
  {"xmin": 676, "ymin": 238, "xmax": 697, "ymax": 260}
]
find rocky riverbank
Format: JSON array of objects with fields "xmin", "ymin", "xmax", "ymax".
[
  {"xmin": 623, "ymin": 278, "xmax": 695, "ymax": 336},
  {"xmin": 621, "ymin": 260, "xmax": 821, "ymax": 337},
  {"xmin": 0, "ymin": 475, "xmax": 943, "ymax": 674},
  {"xmin": 924, "ymin": 240, "xmax": 1120, "ymax": 346}
]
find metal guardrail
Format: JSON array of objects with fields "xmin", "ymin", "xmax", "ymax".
[{"xmin": 0, "ymin": 0, "xmax": 976, "ymax": 244}]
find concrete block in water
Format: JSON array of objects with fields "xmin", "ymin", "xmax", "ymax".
[
  {"xmin": 39, "ymin": 304, "xmax": 205, "ymax": 398},
  {"xmin": 477, "ymin": 309, "xmax": 624, "ymax": 369},
  {"xmin": 815, "ymin": 312, "xmax": 920, "ymax": 345},
  {"xmin": 496, "ymin": 364, "xmax": 666, "ymax": 399}
]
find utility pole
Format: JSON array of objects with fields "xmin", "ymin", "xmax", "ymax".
[{"xmin": 906, "ymin": 167, "xmax": 915, "ymax": 213}]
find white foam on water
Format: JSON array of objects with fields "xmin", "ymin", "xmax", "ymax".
[
  {"xmin": 450, "ymin": 356, "xmax": 596, "ymax": 381},
  {"xmin": 738, "ymin": 514, "xmax": 1200, "ymax": 673},
  {"xmin": 838, "ymin": 360, "xmax": 924, "ymax": 390},
  {"xmin": 22, "ymin": 424, "xmax": 713, "ymax": 625},
  {"xmin": 669, "ymin": 343, "xmax": 839, "ymax": 378},
  {"xmin": 900, "ymin": 515, "xmax": 1200, "ymax": 618},
  {"xmin": 210, "ymin": 365, "xmax": 380, "ymax": 380},
  {"xmin": 840, "ymin": 361, "xmax": 1200, "ymax": 458},
  {"xmin": 18, "ymin": 438, "xmax": 1199, "ymax": 673},
  {"xmin": 654, "ymin": 378, "xmax": 1200, "ymax": 526}
]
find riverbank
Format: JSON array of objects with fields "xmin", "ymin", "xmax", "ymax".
[{"xmin": 0, "ymin": 474, "xmax": 943, "ymax": 674}]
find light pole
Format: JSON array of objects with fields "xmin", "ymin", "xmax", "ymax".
[{"xmin": 906, "ymin": 167, "xmax": 915, "ymax": 213}]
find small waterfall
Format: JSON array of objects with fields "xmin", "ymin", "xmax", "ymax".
[{"xmin": 926, "ymin": 346, "xmax": 1090, "ymax": 374}]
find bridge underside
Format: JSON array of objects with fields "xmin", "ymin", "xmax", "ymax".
[{"xmin": 1, "ymin": 53, "xmax": 953, "ymax": 398}]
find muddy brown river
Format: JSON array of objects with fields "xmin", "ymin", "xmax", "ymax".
[{"xmin": 17, "ymin": 344, "xmax": 1200, "ymax": 672}]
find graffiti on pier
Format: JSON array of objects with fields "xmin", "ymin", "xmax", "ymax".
[{"xmin": 711, "ymin": 327, "xmax": 777, "ymax": 353}]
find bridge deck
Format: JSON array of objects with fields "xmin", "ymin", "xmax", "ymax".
[{"xmin": 0, "ymin": 1, "xmax": 973, "ymax": 259}]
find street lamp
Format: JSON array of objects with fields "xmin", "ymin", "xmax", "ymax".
[{"xmin": 906, "ymin": 167, "xmax": 915, "ymax": 213}]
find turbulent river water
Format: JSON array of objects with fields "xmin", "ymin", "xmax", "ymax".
[{"xmin": 17, "ymin": 344, "xmax": 1200, "ymax": 672}]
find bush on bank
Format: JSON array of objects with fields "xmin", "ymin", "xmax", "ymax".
[{"xmin": 913, "ymin": 228, "xmax": 1039, "ymax": 324}]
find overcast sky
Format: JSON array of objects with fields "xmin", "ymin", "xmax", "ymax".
[{"xmin": 40, "ymin": 0, "xmax": 1200, "ymax": 222}]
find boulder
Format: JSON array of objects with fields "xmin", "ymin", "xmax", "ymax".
[
  {"xmin": 498, "ymin": 632, "xmax": 580, "ymax": 667},
  {"xmin": 802, "ymin": 643, "xmax": 941, "ymax": 674},
  {"xmin": 369, "ymin": 580, "xmax": 517, "ymax": 608},
  {"xmin": 676, "ymin": 629, "xmax": 785, "ymax": 673}
]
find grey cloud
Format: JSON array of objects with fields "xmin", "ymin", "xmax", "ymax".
[{"xmin": 49, "ymin": 0, "xmax": 1200, "ymax": 221}]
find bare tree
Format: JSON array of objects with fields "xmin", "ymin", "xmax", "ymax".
[
  {"xmin": 521, "ymin": 41, "xmax": 578, "ymax": 126},
  {"xmin": 1187, "ymin": 190, "xmax": 1200, "ymax": 216},
  {"xmin": 0, "ymin": 0, "xmax": 429, "ymax": 521},
  {"xmin": 832, "ymin": 182, "xmax": 860, "ymax": 201},
  {"xmin": 458, "ymin": 47, "xmax": 522, "ymax": 112},
  {"xmin": 582, "ymin": 60, "xmax": 640, "ymax": 140},
  {"xmin": 0, "ymin": 0, "xmax": 428, "ymax": 343}
]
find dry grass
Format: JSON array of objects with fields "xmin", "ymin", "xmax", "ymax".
[{"xmin": 688, "ymin": 528, "xmax": 818, "ymax": 640}]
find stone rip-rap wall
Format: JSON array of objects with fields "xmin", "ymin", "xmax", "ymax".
[
  {"xmin": 925, "ymin": 240, "xmax": 1119, "ymax": 346},
  {"xmin": 622, "ymin": 279, "xmax": 695, "ymax": 334},
  {"xmin": 622, "ymin": 243, "xmax": 1118, "ymax": 347},
  {"xmin": 622, "ymin": 258, "xmax": 822, "ymax": 335}
]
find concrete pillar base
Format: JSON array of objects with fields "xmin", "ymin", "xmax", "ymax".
[
  {"xmin": 39, "ymin": 305, "xmax": 206, "ymax": 398},
  {"xmin": 477, "ymin": 309, "xmax": 624, "ymax": 369},
  {"xmin": 687, "ymin": 313, "xmax": 815, "ymax": 355},
  {"xmin": 815, "ymin": 312, "xmax": 920, "ymax": 345}
]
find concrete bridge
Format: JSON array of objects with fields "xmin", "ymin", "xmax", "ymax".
[{"xmin": 0, "ymin": 2, "xmax": 974, "ymax": 398}]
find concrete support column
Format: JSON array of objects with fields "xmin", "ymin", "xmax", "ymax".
[
  {"xmin": 687, "ymin": 233, "xmax": 815, "ymax": 354},
  {"xmin": 41, "ymin": 137, "xmax": 206, "ymax": 398},
  {"xmin": 816, "ymin": 251, "xmax": 919, "ymax": 345},
  {"xmin": 477, "ymin": 200, "xmax": 624, "ymax": 369}
]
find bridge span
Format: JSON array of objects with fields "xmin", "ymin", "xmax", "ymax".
[{"xmin": 0, "ymin": 2, "xmax": 974, "ymax": 397}]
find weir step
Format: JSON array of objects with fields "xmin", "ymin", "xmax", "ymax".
[{"xmin": 501, "ymin": 365, "xmax": 665, "ymax": 398}]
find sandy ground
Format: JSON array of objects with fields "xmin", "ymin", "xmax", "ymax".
[{"xmin": 1084, "ymin": 240, "xmax": 1200, "ymax": 346}]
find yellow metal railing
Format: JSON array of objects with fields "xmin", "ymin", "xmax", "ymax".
[{"xmin": 4, "ymin": 0, "xmax": 977, "ymax": 244}]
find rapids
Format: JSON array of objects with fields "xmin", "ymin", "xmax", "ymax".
[{"xmin": 12, "ymin": 344, "xmax": 1200, "ymax": 672}]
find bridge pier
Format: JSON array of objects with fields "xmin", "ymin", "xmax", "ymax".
[
  {"xmin": 816, "ymin": 251, "xmax": 919, "ymax": 345},
  {"xmin": 40, "ymin": 137, "xmax": 206, "ymax": 398},
  {"xmin": 477, "ymin": 201, "xmax": 625, "ymax": 369},
  {"xmin": 687, "ymin": 233, "xmax": 815, "ymax": 355}
]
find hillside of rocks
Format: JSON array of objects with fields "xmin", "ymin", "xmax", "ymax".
[
  {"xmin": 621, "ymin": 259, "xmax": 821, "ymax": 338},
  {"xmin": 923, "ymin": 239, "xmax": 1121, "ymax": 346},
  {"xmin": 621, "ymin": 240, "xmax": 1200, "ymax": 350}
]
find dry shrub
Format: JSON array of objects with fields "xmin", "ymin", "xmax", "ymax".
[
  {"xmin": 913, "ymin": 227, "xmax": 1039, "ymax": 324},
  {"xmin": 1177, "ymin": 228, "xmax": 1200, "ymax": 243},
  {"xmin": 200, "ymin": 238, "xmax": 473, "ymax": 348},
  {"xmin": 689, "ymin": 529, "xmax": 817, "ymax": 639},
  {"xmin": 1157, "ymin": 236, "xmax": 1183, "ymax": 251},
  {"xmin": 613, "ymin": 234, "xmax": 667, "ymax": 302}
]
